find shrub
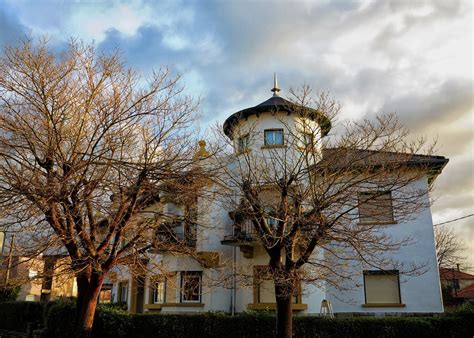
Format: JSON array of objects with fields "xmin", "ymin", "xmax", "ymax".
[
  {"xmin": 0, "ymin": 301, "xmax": 46, "ymax": 332},
  {"xmin": 12, "ymin": 301, "xmax": 473, "ymax": 338},
  {"xmin": 0, "ymin": 286, "xmax": 21, "ymax": 302},
  {"xmin": 43, "ymin": 300, "xmax": 77, "ymax": 338}
]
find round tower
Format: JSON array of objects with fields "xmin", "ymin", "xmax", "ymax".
[{"xmin": 223, "ymin": 75, "xmax": 331, "ymax": 158}]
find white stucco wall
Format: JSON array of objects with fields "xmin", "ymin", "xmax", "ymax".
[{"xmin": 326, "ymin": 177, "xmax": 443, "ymax": 313}]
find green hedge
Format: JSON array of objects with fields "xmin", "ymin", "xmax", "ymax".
[
  {"xmin": 0, "ymin": 301, "xmax": 47, "ymax": 332},
  {"xmin": 0, "ymin": 286, "xmax": 21, "ymax": 302},
  {"xmin": 43, "ymin": 303, "xmax": 474, "ymax": 338},
  {"xmin": 1, "ymin": 301, "xmax": 473, "ymax": 338}
]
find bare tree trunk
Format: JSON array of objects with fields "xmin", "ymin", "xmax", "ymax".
[
  {"xmin": 75, "ymin": 271, "xmax": 89, "ymax": 322},
  {"xmin": 275, "ymin": 284, "xmax": 293, "ymax": 338},
  {"xmin": 76, "ymin": 272, "xmax": 104, "ymax": 338}
]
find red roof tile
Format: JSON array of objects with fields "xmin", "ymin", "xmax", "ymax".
[
  {"xmin": 456, "ymin": 284, "xmax": 474, "ymax": 299},
  {"xmin": 439, "ymin": 268, "xmax": 474, "ymax": 280}
]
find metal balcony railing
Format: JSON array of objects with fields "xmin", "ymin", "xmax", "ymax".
[{"xmin": 155, "ymin": 221, "xmax": 197, "ymax": 248}]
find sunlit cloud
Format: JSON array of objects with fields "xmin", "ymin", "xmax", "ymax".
[{"xmin": 0, "ymin": 0, "xmax": 472, "ymax": 268}]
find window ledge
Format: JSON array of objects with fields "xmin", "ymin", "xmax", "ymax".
[
  {"xmin": 145, "ymin": 303, "xmax": 205, "ymax": 309},
  {"xmin": 357, "ymin": 221, "xmax": 398, "ymax": 226},
  {"xmin": 362, "ymin": 303, "xmax": 406, "ymax": 308},
  {"xmin": 247, "ymin": 303, "xmax": 308, "ymax": 311},
  {"xmin": 261, "ymin": 145, "xmax": 286, "ymax": 149}
]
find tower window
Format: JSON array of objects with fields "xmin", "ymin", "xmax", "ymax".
[
  {"xmin": 264, "ymin": 129, "xmax": 284, "ymax": 146},
  {"xmin": 302, "ymin": 132, "xmax": 314, "ymax": 147},
  {"xmin": 237, "ymin": 134, "xmax": 250, "ymax": 152}
]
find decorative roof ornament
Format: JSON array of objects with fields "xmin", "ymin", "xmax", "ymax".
[{"xmin": 271, "ymin": 72, "xmax": 280, "ymax": 97}]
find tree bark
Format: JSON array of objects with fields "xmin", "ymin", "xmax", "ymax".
[
  {"xmin": 275, "ymin": 284, "xmax": 293, "ymax": 338},
  {"xmin": 76, "ymin": 272, "xmax": 105, "ymax": 338}
]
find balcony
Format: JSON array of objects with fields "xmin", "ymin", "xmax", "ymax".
[
  {"xmin": 221, "ymin": 211, "xmax": 259, "ymax": 258},
  {"xmin": 154, "ymin": 221, "xmax": 197, "ymax": 251}
]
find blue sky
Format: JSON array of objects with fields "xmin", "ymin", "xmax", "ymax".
[{"xmin": 0, "ymin": 0, "xmax": 473, "ymax": 268}]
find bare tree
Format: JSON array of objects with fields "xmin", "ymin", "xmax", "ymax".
[
  {"xmin": 216, "ymin": 86, "xmax": 445, "ymax": 338},
  {"xmin": 0, "ymin": 38, "xmax": 210, "ymax": 337},
  {"xmin": 435, "ymin": 226, "xmax": 466, "ymax": 268}
]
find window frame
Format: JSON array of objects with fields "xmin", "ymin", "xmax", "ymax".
[
  {"xmin": 99, "ymin": 284, "xmax": 112, "ymax": 304},
  {"xmin": 358, "ymin": 191, "xmax": 395, "ymax": 224},
  {"xmin": 180, "ymin": 271, "xmax": 202, "ymax": 303},
  {"xmin": 264, "ymin": 129, "xmax": 284, "ymax": 146},
  {"xmin": 237, "ymin": 134, "xmax": 251, "ymax": 153},
  {"xmin": 150, "ymin": 276, "xmax": 166, "ymax": 304},
  {"xmin": 117, "ymin": 280, "xmax": 129, "ymax": 303},
  {"xmin": 363, "ymin": 270, "xmax": 402, "ymax": 305},
  {"xmin": 300, "ymin": 131, "xmax": 315, "ymax": 151}
]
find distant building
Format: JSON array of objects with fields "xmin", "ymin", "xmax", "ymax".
[
  {"xmin": 0, "ymin": 244, "xmax": 77, "ymax": 302},
  {"xmin": 440, "ymin": 267, "xmax": 474, "ymax": 305}
]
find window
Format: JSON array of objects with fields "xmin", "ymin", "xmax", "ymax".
[
  {"xmin": 254, "ymin": 266, "xmax": 300, "ymax": 304},
  {"xmin": 264, "ymin": 129, "xmax": 284, "ymax": 146},
  {"xmin": 180, "ymin": 271, "xmax": 202, "ymax": 303},
  {"xmin": 267, "ymin": 216, "xmax": 278, "ymax": 229},
  {"xmin": 358, "ymin": 191, "xmax": 394, "ymax": 224},
  {"xmin": 150, "ymin": 276, "xmax": 166, "ymax": 304},
  {"xmin": 301, "ymin": 132, "xmax": 314, "ymax": 149},
  {"xmin": 363, "ymin": 270, "xmax": 401, "ymax": 305},
  {"xmin": 99, "ymin": 284, "xmax": 112, "ymax": 303},
  {"xmin": 237, "ymin": 134, "xmax": 250, "ymax": 153},
  {"xmin": 0, "ymin": 231, "xmax": 4, "ymax": 255},
  {"xmin": 118, "ymin": 281, "xmax": 129, "ymax": 303}
]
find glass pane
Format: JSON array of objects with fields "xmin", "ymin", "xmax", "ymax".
[
  {"xmin": 293, "ymin": 289, "xmax": 298, "ymax": 304},
  {"xmin": 267, "ymin": 217, "xmax": 278, "ymax": 228},
  {"xmin": 182, "ymin": 273, "xmax": 201, "ymax": 302},
  {"xmin": 274, "ymin": 131, "xmax": 283, "ymax": 145},
  {"xmin": 265, "ymin": 131, "xmax": 274, "ymax": 145},
  {"xmin": 238, "ymin": 135, "xmax": 249, "ymax": 151},
  {"xmin": 365, "ymin": 274, "xmax": 400, "ymax": 303},
  {"xmin": 259, "ymin": 279, "xmax": 275, "ymax": 303},
  {"xmin": 153, "ymin": 281, "xmax": 164, "ymax": 303},
  {"xmin": 99, "ymin": 290, "xmax": 111, "ymax": 303},
  {"xmin": 119, "ymin": 282, "xmax": 128, "ymax": 302}
]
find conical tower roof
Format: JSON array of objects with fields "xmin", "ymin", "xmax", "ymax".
[{"xmin": 223, "ymin": 75, "xmax": 331, "ymax": 139}]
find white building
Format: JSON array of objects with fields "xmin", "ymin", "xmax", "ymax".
[{"xmin": 109, "ymin": 80, "xmax": 448, "ymax": 316}]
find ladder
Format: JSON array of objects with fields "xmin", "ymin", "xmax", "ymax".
[{"xmin": 320, "ymin": 299, "xmax": 334, "ymax": 318}]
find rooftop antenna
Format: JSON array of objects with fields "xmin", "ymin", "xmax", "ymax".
[{"xmin": 271, "ymin": 72, "xmax": 280, "ymax": 97}]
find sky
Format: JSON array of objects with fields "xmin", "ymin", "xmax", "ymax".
[{"xmin": 0, "ymin": 0, "xmax": 473, "ymax": 269}]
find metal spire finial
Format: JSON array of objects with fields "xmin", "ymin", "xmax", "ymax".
[{"xmin": 271, "ymin": 72, "xmax": 280, "ymax": 97}]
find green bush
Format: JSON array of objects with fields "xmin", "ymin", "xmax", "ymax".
[
  {"xmin": 0, "ymin": 286, "xmax": 21, "ymax": 302},
  {"xmin": 48, "ymin": 306, "xmax": 474, "ymax": 338},
  {"xmin": 0, "ymin": 301, "xmax": 46, "ymax": 332},
  {"xmin": 43, "ymin": 300, "xmax": 77, "ymax": 338},
  {"xmin": 2, "ymin": 300, "xmax": 472, "ymax": 338}
]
